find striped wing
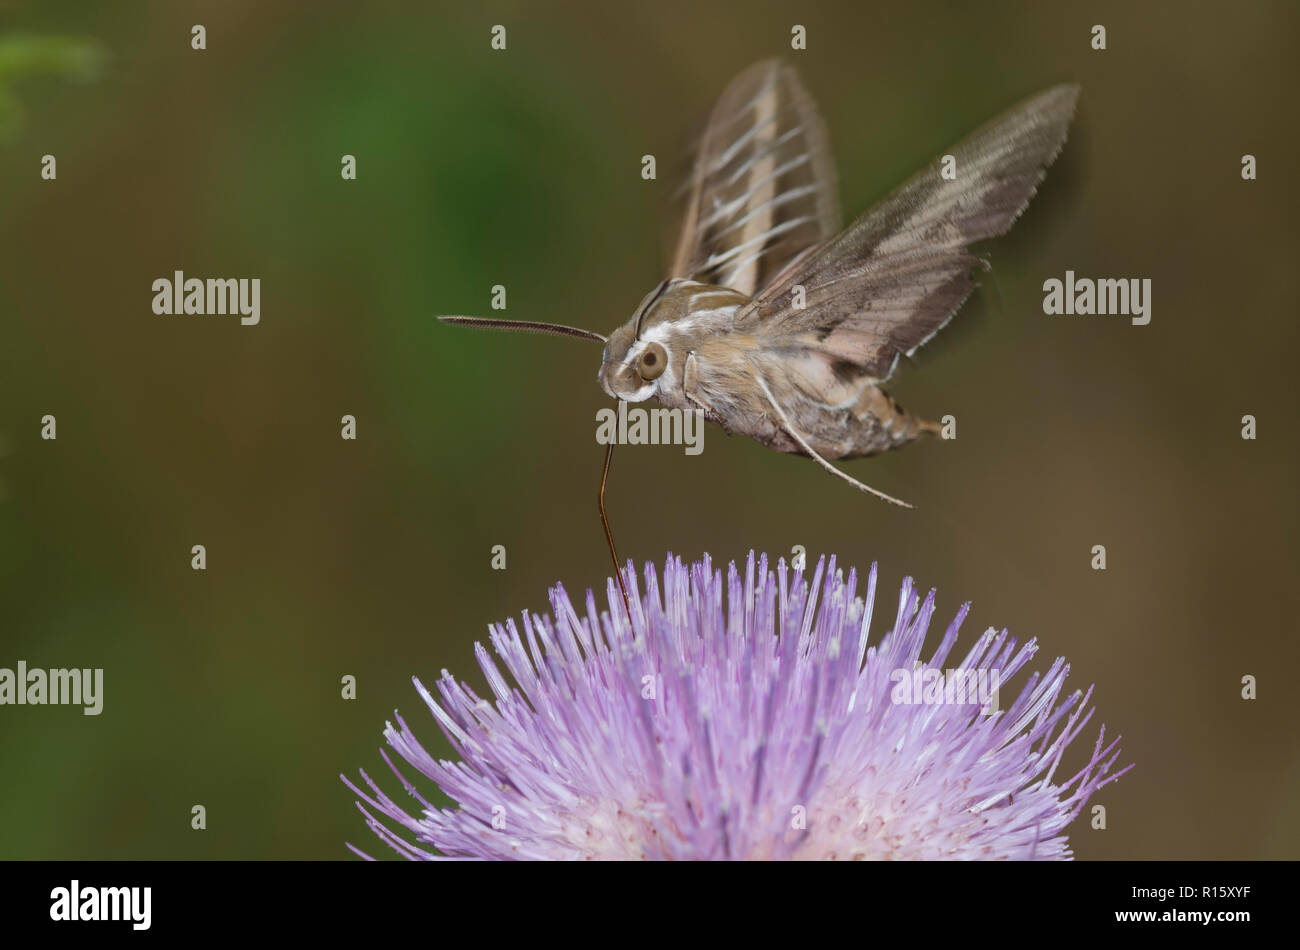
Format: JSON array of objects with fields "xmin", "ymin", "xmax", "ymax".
[
  {"xmin": 738, "ymin": 83, "xmax": 1080, "ymax": 381},
  {"xmin": 671, "ymin": 60, "xmax": 840, "ymax": 298}
]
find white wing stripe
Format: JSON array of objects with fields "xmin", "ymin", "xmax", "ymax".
[
  {"xmin": 705, "ymin": 215, "xmax": 815, "ymax": 269},
  {"xmin": 714, "ymin": 184, "xmax": 819, "ymax": 236},
  {"xmin": 711, "ymin": 111, "xmax": 782, "ymax": 172},
  {"xmin": 722, "ymin": 124, "xmax": 805, "ymax": 186}
]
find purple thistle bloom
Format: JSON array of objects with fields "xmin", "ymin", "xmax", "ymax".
[{"xmin": 343, "ymin": 552, "xmax": 1131, "ymax": 860}]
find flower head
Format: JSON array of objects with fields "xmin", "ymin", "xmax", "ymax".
[{"xmin": 344, "ymin": 552, "xmax": 1131, "ymax": 860}]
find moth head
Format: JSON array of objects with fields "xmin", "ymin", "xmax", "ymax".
[{"xmin": 598, "ymin": 322, "xmax": 670, "ymax": 402}]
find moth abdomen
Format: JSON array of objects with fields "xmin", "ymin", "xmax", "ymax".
[{"xmin": 777, "ymin": 385, "xmax": 940, "ymax": 461}]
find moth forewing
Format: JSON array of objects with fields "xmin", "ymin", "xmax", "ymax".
[
  {"xmin": 740, "ymin": 83, "xmax": 1081, "ymax": 380},
  {"xmin": 671, "ymin": 59, "xmax": 841, "ymax": 297}
]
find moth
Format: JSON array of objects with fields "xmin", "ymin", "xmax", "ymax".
[{"xmin": 440, "ymin": 61, "xmax": 1078, "ymax": 608}]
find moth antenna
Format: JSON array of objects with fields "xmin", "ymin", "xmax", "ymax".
[
  {"xmin": 437, "ymin": 315, "xmax": 607, "ymax": 343},
  {"xmin": 598, "ymin": 430, "xmax": 634, "ymax": 629},
  {"xmin": 755, "ymin": 376, "xmax": 915, "ymax": 509}
]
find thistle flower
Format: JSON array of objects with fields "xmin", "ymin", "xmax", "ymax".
[{"xmin": 343, "ymin": 552, "xmax": 1130, "ymax": 860}]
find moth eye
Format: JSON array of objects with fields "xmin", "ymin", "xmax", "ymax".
[{"xmin": 637, "ymin": 342, "xmax": 668, "ymax": 381}]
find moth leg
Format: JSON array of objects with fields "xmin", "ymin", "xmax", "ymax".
[
  {"xmin": 755, "ymin": 375, "xmax": 914, "ymax": 509},
  {"xmin": 684, "ymin": 351, "xmax": 732, "ymax": 435}
]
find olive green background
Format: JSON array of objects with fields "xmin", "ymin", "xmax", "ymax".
[{"xmin": 0, "ymin": 0, "xmax": 1295, "ymax": 860}]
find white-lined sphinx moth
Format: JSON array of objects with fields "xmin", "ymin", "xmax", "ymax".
[{"xmin": 440, "ymin": 60, "xmax": 1078, "ymax": 612}]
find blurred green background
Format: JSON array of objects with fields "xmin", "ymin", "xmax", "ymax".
[{"xmin": 0, "ymin": 0, "xmax": 1295, "ymax": 860}]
